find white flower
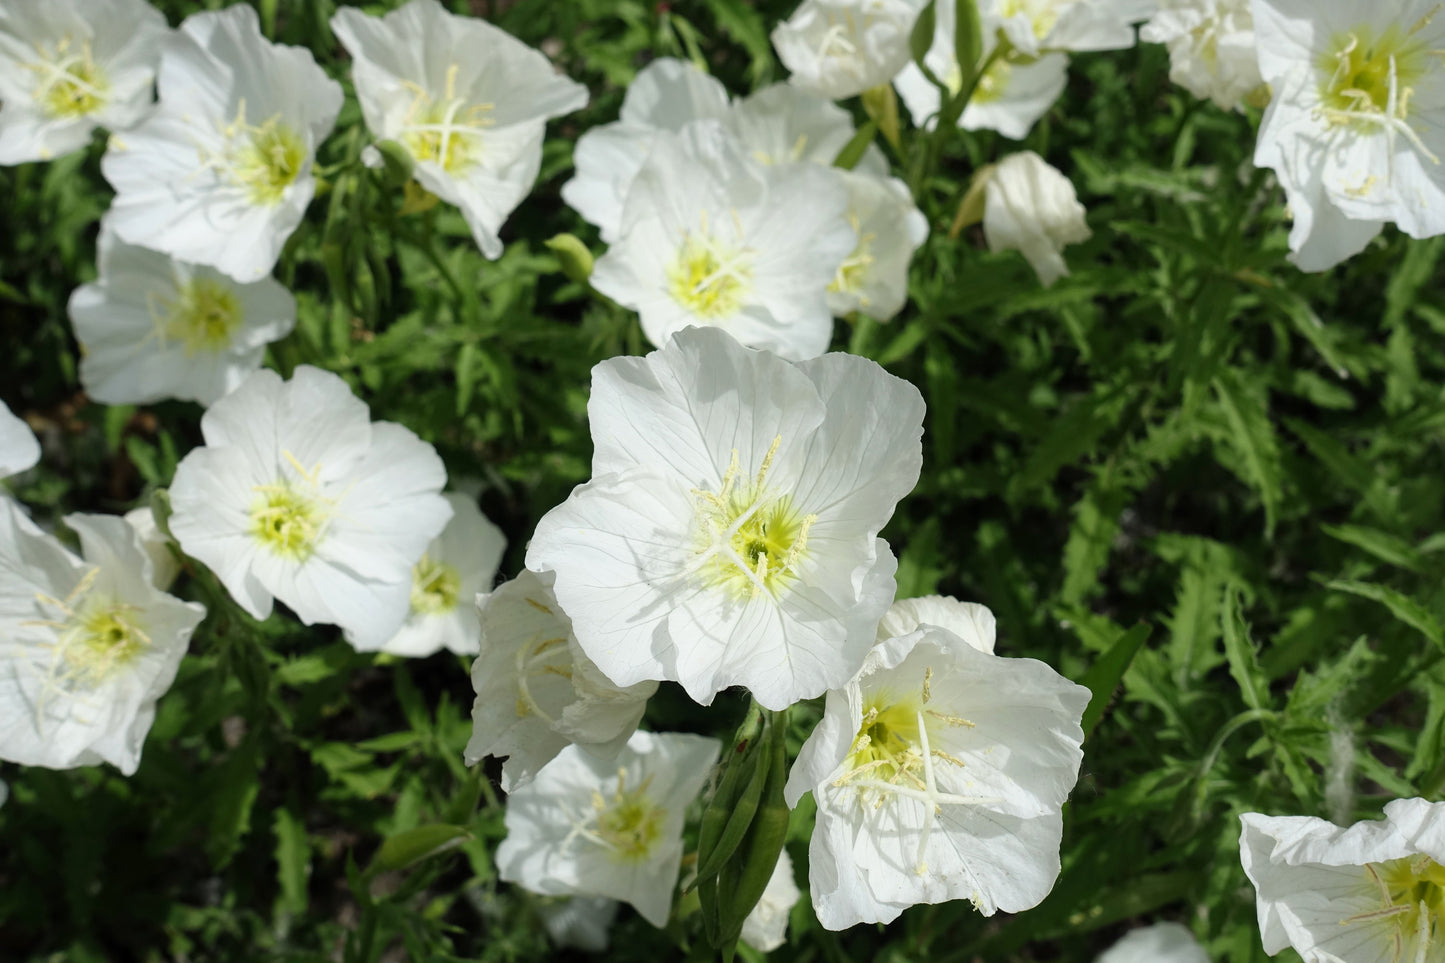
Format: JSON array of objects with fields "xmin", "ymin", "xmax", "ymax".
[
  {"xmin": 68, "ymin": 229, "xmax": 297, "ymax": 406},
  {"xmin": 526, "ymin": 326, "xmax": 923, "ymax": 711},
  {"xmin": 100, "ymin": 5, "xmax": 342, "ymax": 282},
  {"xmin": 167, "ymin": 365, "xmax": 451, "ymax": 649},
  {"xmin": 986, "ymin": 0, "xmax": 1148, "ymax": 57},
  {"xmin": 0, "ymin": 401, "xmax": 39, "ymax": 479},
  {"xmin": 1251, "ymin": 0, "xmax": 1445, "ymax": 271},
  {"xmin": 497, "ymin": 730, "xmax": 721, "ymax": 928},
  {"xmin": 1240, "ymin": 798, "xmax": 1445, "ymax": 963},
  {"xmin": 741, "ymin": 849, "xmax": 802, "ymax": 952},
  {"xmin": 894, "ymin": 0, "xmax": 1069, "ymax": 141},
  {"xmin": 772, "ymin": 0, "xmax": 927, "ymax": 101},
  {"xmin": 563, "ymin": 58, "xmax": 730, "ymax": 244},
  {"xmin": 0, "ymin": 500, "xmax": 206, "ymax": 774},
  {"xmin": 464, "ymin": 568, "xmax": 657, "ymax": 790},
  {"xmin": 826, "ymin": 169, "xmax": 929, "ymax": 321},
  {"xmin": 0, "ymin": 0, "xmax": 168, "ymax": 165},
  {"xmin": 1139, "ymin": 0, "xmax": 1263, "ymax": 112},
  {"xmin": 1096, "ymin": 922, "xmax": 1210, "ymax": 963},
  {"xmin": 981, "ymin": 150, "xmax": 1091, "ymax": 286},
  {"xmin": 784, "ymin": 597, "xmax": 1089, "ymax": 929},
  {"xmin": 123, "ymin": 506, "xmax": 179, "ymax": 591},
  {"xmin": 536, "ymin": 897, "xmax": 619, "ymax": 952},
  {"xmin": 331, "ymin": 0, "xmax": 587, "ymax": 260},
  {"xmin": 352, "ymin": 493, "xmax": 505, "ymax": 658},
  {"xmin": 590, "ymin": 122, "xmax": 855, "ymax": 361},
  {"xmin": 725, "ymin": 82, "xmax": 890, "ymax": 175}
]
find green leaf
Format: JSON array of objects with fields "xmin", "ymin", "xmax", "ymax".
[
  {"xmin": 1211, "ymin": 373, "xmax": 1284, "ymax": 537},
  {"xmin": 1079, "ymin": 621, "xmax": 1151, "ymax": 738},
  {"xmin": 1321, "ymin": 524, "xmax": 1424, "ymax": 573},
  {"xmin": 1222, "ymin": 586, "xmax": 1270, "ymax": 711},
  {"xmin": 832, "ymin": 120, "xmax": 879, "ymax": 171},
  {"xmin": 1326, "ymin": 579, "xmax": 1445, "ymax": 648},
  {"xmin": 274, "ymin": 807, "xmax": 310, "ymax": 916},
  {"xmin": 368, "ymin": 824, "xmax": 471, "ymax": 875},
  {"xmin": 908, "ymin": 0, "xmax": 938, "ymax": 74}
]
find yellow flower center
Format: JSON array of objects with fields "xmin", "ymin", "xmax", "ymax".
[
  {"xmin": 57, "ymin": 594, "xmax": 149, "ymax": 686},
  {"xmin": 592, "ymin": 771, "xmax": 665, "ymax": 863},
  {"xmin": 665, "ymin": 212, "xmax": 755, "ymax": 320},
  {"xmin": 248, "ymin": 455, "xmax": 332, "ymax": 561},
  {"xmin": 216, "ymin": 99, "xmax": 307, "ymax": 206},
  {"xmin": 1316, "ymin": 20, "xmax": 1435, "ymax": 128},
  {"xmin": 690, "ymin": 437, "xmax": 815, "ymax": 601},
  {"xmin": 999, "ymin": 0, "xmax": 1061, "ymax": 41},
  {"xmin": 1345, "ymin": 855, "xmax": 1445, "ymax": 953},
  {"xmin": 410, "ymin": 554, "xmax": 460, "ymax": 616},
  {"xmin": 829, "ymin": 213, "xmax": 877, "ymax": 305},
  {"xmin": 399, "ymin": 64, "xmax": 494, "ymax": 173},
  {"xmin": 159, "ymin": 279, "xmax": 243, "ymax": 355},
  {"xmin": 27, "ymin": 36, "xmax": 109, "ymax": 120}
]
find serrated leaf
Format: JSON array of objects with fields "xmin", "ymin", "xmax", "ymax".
[
  {"xmin": 1321, "ymin": 524, "xmax": 1424, "ymax": 573},
  {"xmin": 1326, "ymin": 579, "xmax": 1444, "ymax": 648},
  {"xmin": 369, "ymin": 824, "xmax": 471, "ymax": 875},
  {"xmin": 1079, "ymin": 622, "xmax": 1150, "ymax": 738},
  {"xmin": 1212, "ymin": 373, "xmax": 1283, "ymax": 536},
  {"xmin": 1222, "ymin": 586, "xmax": 1270, "ymax": 711}
]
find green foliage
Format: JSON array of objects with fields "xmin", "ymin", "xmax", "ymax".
[{"xmin": 2, "ymin": 0, "xmax": 1444, "ymax": 961}]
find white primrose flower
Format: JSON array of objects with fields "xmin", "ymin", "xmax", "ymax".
[
  {"xmin": 980, "ymin": 150, "xmax": 1091, "ymax": 286},
  {"xmin": 894, "ymin": 0, "xmax": 1069, "ymax": 141},
  {"xmin": 496, "ymin": 730, "xmax": 721, "ymax": 928},
  {"xmin": 1097, "ymin": 922, "xmax": 1210, "ymax": 963},
  {"xmin": 464, "ymin": 568, "xmax": 657, "ymax": 791},
  {"xmin": 123, "ymin": 506, "xmax": 179, "ymax": 591},
  {"xmin": 725, "ymin": 81, "xmax": 890, "ymax": 175},
  {"xmin": 985, "ymin": 0, "xmax": 1148, "ymax": 58},
  {"xmin": 1140, "ymin": 0, "xmax": 1263, "ymax": 112},
  {"xmin": 68, "ymin": 229, "xmax": 296, "ymax": 407},
  {"xmin": 167, "ymin": 365, "xmax": 452, "ymax": 649},
  {"xmin": 0, "ymin": 0, "xmax": 168, "ymax": 165},
  {"xmin": 826, "ymin": 169, "xmax": 929, "ymax": 320},
  {"xmin": 1, "ymin": 400, "xmax": 40, "ymax": 479},
  {"xmin": 1240, "ymin": 797, "xmax": 1445, "ymax": 963},
  {"xmin": 0, "ymin": 501, "xmax": 206, "ymax": 775},
  {"xmin": 784, "ymin": 596, "xmax": 1089, "ymax": 929},
  {"xmin": 536, "ymin": 896, "xmax": 619, "ymax": 952},
  {"xmin": 590, "ymin": 122, "xmax": 855, "ymax": 361},
  {"xmin": 563, "ymin": 58, "xmax": 731, "ymax": 244},
  {"xmin": 741, "ymin": 849, "xmax": 803, "ymax": 953},
  {"xmin": 526, "ymin": 326, "xmax": 924, "ymax": 711},
  {"xmin": 331, "ymin": 0, "xmax": 588, "ymax": 260},
  {"xmin": 100, "ymin": 5, "xmax": 342, "ymax": 282},
  {"xmin": 772, "ymin": 0, "xmax": 928, "ymax": 101},
  {"xmin": 1252, "ymin": 0, "xmax": 1445, "ymax": 272},
  {"xmin": 351, "ymin": 493, "xmax": 505, "ymax": 658}
]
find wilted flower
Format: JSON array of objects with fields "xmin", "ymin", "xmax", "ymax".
[
  {"xmin": 68, "ymin": 230, "xmax": 296, "ymax": 407},
  {"xmin": 1140, "ymin": 0, "xmax": 1263, "ymax": 112},
  {"xmin": 0, "ymin": 401, "xmax": 39, "ymax": 479},
  {"xmin": 785, "ymin": 596, "xmax": 1089, "ymax": 929},
  {"xmin": 979, "ymin": 150, "xmax": 1091, "ymax": 286},
  {"xmin": 464, "ymin": 568, "xmax": 657, "ymax": 790},
  {"xmin": 527, "ymin": 326, "xmax": 923, "ymax": 711},
  {"xmin": 0, "ymin": 0, "xmax": 168, "ymax": 164},
  {"xmin": 331, "ymin": 0, "xmax": 588, "ymax": 259},
  {"xmin": 497, "ymin": 730, "xmax": 720, "ymax": 928},
  {"xmin": 1252, "ymin": 0, "xmax": 1445, "ymax": 271},
  {"xmin": 168, "ymin": 365, "xmax": 451, "ymax": 649},
  {"xmin": 352, "ymin": 493, "xmax": 505, "ymax": 658},
  {"xmin": 1240, "ymin": 797, "xmax": 1445, "ymax": 963},
  {"xmin": 772, "ymin": 0, "xmax": 927, "ymax": 100},
  {"xmin": 590, "ymin": 122, "xmax": 855, "ymax": 360},
  {"xmin": 1097, "ymin": 922, "xmax": 1210, "ymax": 963},
  {"xmin": 101, "ymin": 5, "xmax": 342, "ymax": 282},
  {"xmin": 741, "ymin": 850, "xmax": 802, "ymax": 952},
  {"xmin": 0, "ymin": 501, "xmax": 206, "ymax": 774}
]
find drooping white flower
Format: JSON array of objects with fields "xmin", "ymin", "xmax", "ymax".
[
  {"xmin": 527, "ymin": 326, "xmax": 923, "ymax": 711},
  {"xmin": 894, "ymin": 0, "xmax": 1069, "ymax": 140},
  {"xmin": 497, "ymin": 730, "xmax": 721, "ymax": 928},
  {"xmin": 100, "ymin": 5, "xmax": 342, "ymax": 282},
  {"xmin": 68, "ymin": 230, "xmax": 296, "ymax": 407},
  {"xmin": 0, "ymin": 401, "xmax": 39, "ymax": 479},
  {"xmin": 536, "ymin": 896, "xmax": 619, "ymax": 952},
  {"xmin": 980, "ymin": 150, "xmax": 1091, "ymax": 286},
  {"xmin": 350, "ymin": 493, "xmax": 505, "ymax": 658},
  {"xmin": 1240, "ymin": 798, "xmax": 1445, "ymax": 963},
  {"xmin": 826, "ymin": 169, "xmax": 929, "ymax": 320},
  {"xmin": 741, "ymin": 849, "xmax": 802, "ymax": 953},
  {"xmin": 563, "ymin": 58, "xmax": 730, "ymax": 244},
  {"xmin": 1252, "ymin": 0, "xmax": 1445, "ymax": 271},
  {"xmin": 123, "ymin": 506, "xmax": 179, "ymax": 591},
  {"xmin": 590, "ymin": 122, "xmax": 855, "ymax": 361},
  {"xmin": 986, "ymin": 0, "xmax": 1149, "ymax": 57},
  {"xmin": 1096, "ymin": 922, "xmax": 1210, "ymax": 963},
  {"xmin": 331, "ymin": 0, "xmax": 588, "ymax": 259},
  {"xmin": 464, "ymin": 568, "xmax": 657, "ymax": 790},
  {"xmin": 772, "ymin": 0, "xmax": 928, "ymax": 101},
  {"xmin": 0, "ymin": 501, "xmax": 206, "ymax": 775},
  {"xmin": 1139, "ymin": 0, "xmax": 1263, "ymax": 112},
  {"xmin": 784, "ymin": 597, "xmax": 1089, "ymax": 929},
  {"xmin": 0, "ymin": 0, "xmax": 168, "ymax": 165},
  {"xmin": 167, "ymin": 365, "xmax": 451, "ymax": 649}
]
